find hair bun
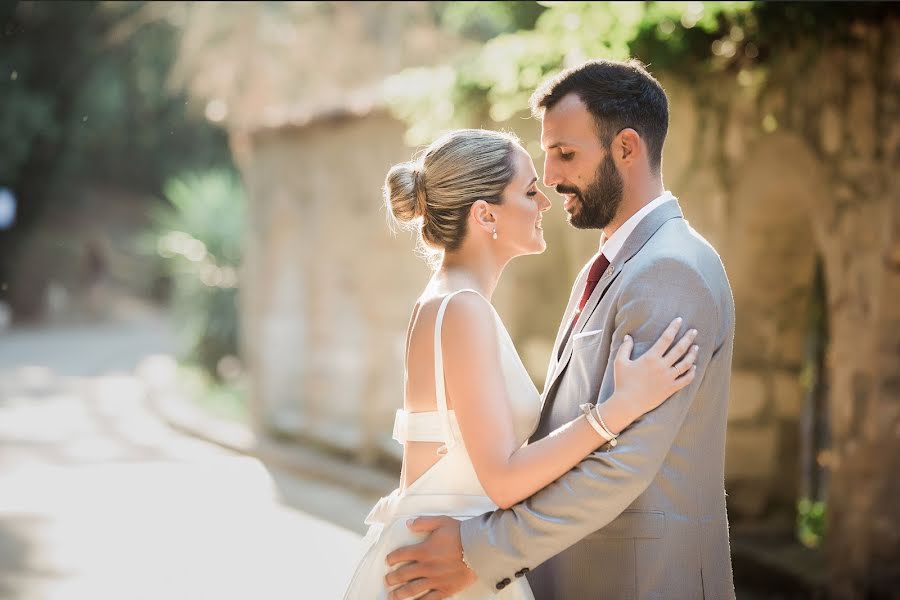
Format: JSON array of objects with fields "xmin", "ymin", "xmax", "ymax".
[
  {"xmin": 411, "ymin": 166, "xmax": 428, "ymax": 218},
  {"xmin": 384, "ymin": 161, "xmax": 426, "ymax": 227}
]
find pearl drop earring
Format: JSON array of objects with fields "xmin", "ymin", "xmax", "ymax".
[{"xmin": 492, "ymin": 227, "xmax": 498, "ymax": 240}]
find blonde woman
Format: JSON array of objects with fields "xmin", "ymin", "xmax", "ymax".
[{"xmin": 343, "ymin": 129, "xmax": 699, "ymax": 599}]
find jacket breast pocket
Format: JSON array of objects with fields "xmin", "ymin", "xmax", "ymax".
[{"xmin": 572, "ymin": 328, "xmax": 604, "ymax": 351}]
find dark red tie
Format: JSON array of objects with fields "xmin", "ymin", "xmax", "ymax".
[
  {"xmin": 578, "ymin": 253, "xmax": 610, "ymax": 312},
  {"xmin": 559, "ymin": 253, "xmax": 610, "ymax": 358}
]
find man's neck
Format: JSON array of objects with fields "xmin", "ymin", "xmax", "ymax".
[{"xmin": 603, "ymin": 180, "xmax": 665, "ymax": 240}]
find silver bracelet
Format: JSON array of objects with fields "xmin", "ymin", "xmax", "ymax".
[
  {"xmin": 579, "ymin": 403, "xmax": 617, "ymax": 447},
  {"xmin": 461, "ymin": 547, "xmax": 476, "ymax": 571},
  {"xmin": 593, "ymin": 405, "xmax": 619, "ymax": 445}
]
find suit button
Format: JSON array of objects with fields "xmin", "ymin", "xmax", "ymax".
[
  {"xmin": 514, "ymin": 567, "xmax": 530, "ymax": 577},
  {"xmin": 496, "ymin": 578, "xmax": 511, "ymax": 590}
]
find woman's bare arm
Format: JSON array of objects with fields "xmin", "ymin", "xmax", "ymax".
[{"xmin": 443, "ymin": 293, "xmax": 697, "ymax": 510}]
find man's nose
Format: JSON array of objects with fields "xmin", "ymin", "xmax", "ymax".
[{"xmin": 542, "ymin": 157, "xmax": 559, "ymax": 188}]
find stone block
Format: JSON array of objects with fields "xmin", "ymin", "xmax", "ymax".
[
  {"xmin": 820, "ymin": 104, "xmax": 843, "ymax": 155},
  {"xmin": 725, "ymin": 424, "xmax": 778, "ymax": 480},
  {"xmin": 728, "ymin": 370, "xmax": 767, "ymax": 422},
  {"xmin": 724, "ymin": 118, "xmax": 745, "ymax": 162},
  {"xmin": 776, "ymin": 324, "xmax": 807, "ymax": 365},
  {"xmin": 848, "ymin": 82, "xmax": 876, "ymax": 160},
  {"xmin": 660, "ymin": 76, "xmax": 698, "ymax": 185},
  {"xmin": 774, "ymin": 372, "xmax": 805, "ymax": 419}
]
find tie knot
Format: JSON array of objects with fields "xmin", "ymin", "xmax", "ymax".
[{"xmin": 587, "ymin": 253, "xmax": 610, "ymax": 283}]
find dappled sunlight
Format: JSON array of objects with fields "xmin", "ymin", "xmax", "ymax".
[
  {"xmin": 0, "ymin": 318, "xmax": 363, "ymax": 599},
  {"xmin": 2, "ymin": 459, "xmax": 358, "ymax": 599}
]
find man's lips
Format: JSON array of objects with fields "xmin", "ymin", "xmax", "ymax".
[{"xmin": 556, "ymin": 187, "xmax": 580, "ymax": 212}]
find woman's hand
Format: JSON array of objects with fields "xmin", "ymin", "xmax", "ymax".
[{"xmin": 613, "ymin": 317, "xmax": 699, "ymax": 419}]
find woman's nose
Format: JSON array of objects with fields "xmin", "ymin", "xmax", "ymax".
[{"xmin": 539, "ymin": 191, "xmax": 552, "ymax": 212}]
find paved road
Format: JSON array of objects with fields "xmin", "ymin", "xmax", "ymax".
[{"xmin": 0, "ymin": 316, "xmax": 373, "ymax": 600}]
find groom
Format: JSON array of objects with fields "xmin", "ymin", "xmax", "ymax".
[{"xmin": 385, "ymin": 59, "xmax": 736, "ymax": 599}]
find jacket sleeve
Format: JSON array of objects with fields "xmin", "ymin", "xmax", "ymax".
[{"xmin": 459, "ymin": 257, "xmax": 723, "ymax": 585}]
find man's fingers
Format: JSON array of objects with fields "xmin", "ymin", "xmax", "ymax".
[
  {"xmin": 649, "ymin": 317, "xmax": 682, "ymax": 357},
  {"xmin": 388, "ymin": 578, "xmax": 432, "ymax": 600},
  {"xmin": 615, "ymin": 334, "xmax": 634, "ymax": 363},
  {"xmin": 387, "ymin": 516, "xmax": 454, "ymax": 565},
  {"xmin": 385, "ymin": 562, "xmax": 431, "ymax": 587},
  {"xmin": 385, "ymin": 540, "xmax": 427, "ymax": 566},
  {"xmin": 419, "ymin": 591, "xmax": 446, "ymax": 600},
  {"xmin": 407, "ymin": 515, "xmax": 450, "ymax": 533}
]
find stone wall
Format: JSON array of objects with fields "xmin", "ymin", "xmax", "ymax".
[
  {"xmin": 235, "ymin": 112, "xmax": 431, "ymax": 463},
  {"xmin": 234, "ymin": 21, "xmax": 899, "ymax": 535}
]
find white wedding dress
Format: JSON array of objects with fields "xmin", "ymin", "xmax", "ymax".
[{"xmin": 343, "ymin": 290, "xmax": 541, "ymax": 599}]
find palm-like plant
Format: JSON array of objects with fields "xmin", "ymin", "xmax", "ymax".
[{"xmin": 152, "ymin": 170, "xmax": 245, "ymax": 377}]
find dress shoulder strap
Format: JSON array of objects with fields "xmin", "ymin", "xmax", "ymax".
[{"xmin": 433, "ymin": 289, "xmax": 484, "ymax": 454}]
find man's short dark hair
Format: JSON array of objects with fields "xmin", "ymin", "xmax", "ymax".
[{"xmin": 530, "ymin": 59, "xmax": 669, "ymax": 174}]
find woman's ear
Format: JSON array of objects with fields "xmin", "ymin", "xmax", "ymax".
[{"xmin": 470, "ymin": 199, "xmax": 496, "ymax": 235}]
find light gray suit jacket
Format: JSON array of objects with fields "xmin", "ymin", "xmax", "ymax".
[{"xmin": 460, "ymin": 200, "xmax": 736, "ymax": 599}]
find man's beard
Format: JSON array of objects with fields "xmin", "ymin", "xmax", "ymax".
[{"xmin": 558, "ymin": 153, "xmax": 623, "ymax": 230}]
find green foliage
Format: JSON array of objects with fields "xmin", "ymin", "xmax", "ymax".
[
  {"xmin": 0, "ymin": 1, "xmax": 229, "ymax": 191},
  {"xmin": 0, "ymin": 1, "xmax": 231, "ymax": 309},
  {"xmin": 387, "ymin": 1, "xmax": 750, "ymax": 142},
  {"xmin": 151, "ymin": 170, "xmax": 245, "ymax": 378},
  {"xmin": 386, "ymin": 1, "xmax": 893, "ymax": 143},
  {"xmin": 437, "ymin": 0, "xmax": 546, "ymax": 41},
  {"xmin": 0, "ymin": 80, "xmax": 56, "ymax": 182},
  {"xmin": 797, "ymin": 497, "xmax": 826, "ymax": 549}
]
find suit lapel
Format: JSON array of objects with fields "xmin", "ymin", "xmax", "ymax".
[
  {"xmin": 543, "ymin": 200, "xmax": 685, "ymax": 401},
  {"xmin": 541, "ymin": 262, "xmax": 590, "ymax": 401}
]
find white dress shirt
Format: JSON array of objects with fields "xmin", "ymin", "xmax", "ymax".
[{"xmin": 600, "ymin": 191, "xmax": 675, "ymax": 262}]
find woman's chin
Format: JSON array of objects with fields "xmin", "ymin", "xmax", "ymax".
[
  {"xmin": 509, "ymin": 244, "xmax": 546, "ymax": 260},
  {"xmin": 530, "ymin": 238, "xmax": 548, "ymax": 255}
]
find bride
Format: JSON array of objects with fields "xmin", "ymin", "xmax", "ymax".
[{"xmin": 343, "ymin": 129, "xmax": 699, "ymax": 599}]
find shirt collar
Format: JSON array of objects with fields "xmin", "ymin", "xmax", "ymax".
[{"xmin": 600, "ymin": 191, "xmax": 675, "ymax": 262}]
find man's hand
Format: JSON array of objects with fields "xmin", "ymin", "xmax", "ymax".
[{"xmin": 384, "ymin": 516, "xmax": 477, "ymax": 600}]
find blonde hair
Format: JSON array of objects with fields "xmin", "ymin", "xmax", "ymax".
[{"xmin": 384, "ymin": 129, "xmax": 520, "ymax": 258}]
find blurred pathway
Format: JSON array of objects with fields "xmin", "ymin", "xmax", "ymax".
[{"xmin": 0, "ymin": 315, "xmax": 370, "ymax": 600}]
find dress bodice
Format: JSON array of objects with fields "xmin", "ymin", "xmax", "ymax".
[
  {"xmin": 389, "ymin": 289, "xmax": 542, "ymax": 498},
  {"xmin": 345, "ymin": 289, "xmax": 541, "ymax": 599}
]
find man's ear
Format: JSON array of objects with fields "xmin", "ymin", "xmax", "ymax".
[{"xmin": 615, "ymin": 128, "xmax": 643, "ymax": 166}]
